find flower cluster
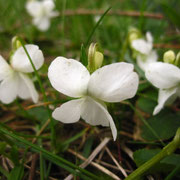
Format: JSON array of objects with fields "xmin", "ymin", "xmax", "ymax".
[
  {"xmin": 1, "ymin": 29, "xmax": 179, "ymax": 140},
  {"xmin": 26, "ymin": 0, "xmax": 59, "ymax": 31}
]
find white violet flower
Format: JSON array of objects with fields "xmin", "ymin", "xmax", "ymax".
[
  {"xmin": 26, "ymin": 0, "xmax": 59, "ymax": 31},
  {"xmin": 145, "ymin": 62, "xmax": 180, "ymax": 115},
  {"xmin": 132, "ymin": 32, "xmax": 158, "ymax": 71},
  {"xmin": 0, "ymin": 44, "xmax": 44, "ymax": 104},
  {"xmin": 48, "ymin": 57, "xmax": 139, "ymax": 140}
]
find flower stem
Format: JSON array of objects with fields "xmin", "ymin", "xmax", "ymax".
[
  {"xmin": 18, "ymin": 38, "xmax": 56, "ymax": 150},
  {"xmin": 125, "ymin": 127, "xmax": 180, "ymax": 180}
]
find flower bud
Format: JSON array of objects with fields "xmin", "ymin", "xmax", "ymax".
[
  {"xmin": 88, "ymin": 43, "xmax": 104, "ymax": 73},
  {"xmin": 163, "ymin": 50, "xmax": 175, "ymax": 64},
  {"xmin": 128, "ymin": 27, "xmax": 141, "ymax": 45},
  {"xmin": 12, "ymin": 36, "xmax": 22, "ymax": 50},
  {"xmin": 175, "ymin": 51, "xmax": 180, "ymax": 67}
]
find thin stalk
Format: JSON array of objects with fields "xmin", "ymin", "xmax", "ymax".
[
  {"xmin": 18, "ymin": 38, "xmax": 55, "ymax": 149},
  {"xmin": 138, "ymin": 0, "xmax": 146, "ymax": 31},
  {"xmin": 119, "ymin": 35, "xmax": 129, "ymax": 61},
  {"xmin": 125, "ymin": 127, "xmax": 180, "ymax": 180},
  {"xmin": 127, "ymin": 101, "xmax": 165, "ymax": 146},
  {"xmin": 164, "ymin": 163, "xmax": 180, "ymax": 180},
  {"xmin": 40, "ymin": 152, "xmax": 44, "ymax": 180},
  {"xmin": 45, "ymin": 162, "xmax": 52, "ymax": 180},
  {"xmin": 61, "ymin": 0, "xmax": 67, "ymax": 56},
  {"xmin": 15, "ymin": 99, "xmax": 31, "ymax": 118}
]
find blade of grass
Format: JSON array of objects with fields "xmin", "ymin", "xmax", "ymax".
[
  {"xmin": 138, "ymin": 0, "xmax": 146, "ymax": 31},
  {"xmin": 85, "ymin": 7, "xmax": 111, "ymax": 48},
  {"xmin": 0, "ymin": 126, "xmax": 99, "ymax": 180},
  {"xmin": 40, "ymin": 152, "xmax": 44, "ymax": 180},
  {"xmin": 62, "ymin": 128, "xmax": 88, "ymax": 147}
]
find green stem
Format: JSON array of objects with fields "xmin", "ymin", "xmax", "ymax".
[
  {"xmin": 61, "ymin": 0, "xmax": 67, "ymax": 56},
  {"xmin": 138, "ymin": 0, "xmax": 146, "ymax": 31},
  {"xmin": 125, "ymin": 127, "xmax": 180, "ymax": 180},
  {"xmin": 18, "ymin": 38, "xmax": 56, "ymax": 149},
  {"xmin": 15, "ymin": 99, "xmax": 31, "ymax": 118}
]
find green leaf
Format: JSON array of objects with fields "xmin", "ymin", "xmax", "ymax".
[
  {"xmin": 141, "ymin": 111, "xmax": 180, "ymax": 141},
  {"xmin": 133, "ymin": 149, "xmax": 180, "ymax": 173},
  {"xmin": 8, "ymin": 165, "xmax": 24, "ymax": 180},
  {"xmin": 27, "ymin": 107, "xmax": 49, "ymax": 125},
  {"xmin": 137, "ymin": 90, "xmax": 157, "ymax": 113}
]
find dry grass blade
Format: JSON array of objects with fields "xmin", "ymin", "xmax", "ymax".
[
  {"xmin": 63, "ymin": 9, "xmax": 164, "ymax": 19},
  {"xmin": 105, "ymin": 147, "xmax": 128, "ymax": 177},
  {"xmin": 154, "ymin": 43, "xmax": 180, "ymax": 49},
  {"xmin": 24, "ymin": 164, "xmax": 58, "ymax": 180},
  {"xmin": 65, "ymin": 137, "xmax": 121, "ymax": 180},
  {"xmin": 32, "ymin": 119, "xmax": 50, "ymax": 144},
  {"xmin": 25, "ymin": 102, "xmax": 52, "ymax": 110},
  {"xmin": 67, "ymin": 149, "xmax": 121, "ymax": 180},
  {"xmin": 28, "ymin": 154, "xmax": 38, "ymax": 180}
]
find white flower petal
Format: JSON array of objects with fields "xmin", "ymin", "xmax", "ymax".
[
  {"xmin": 48, "ymin": 57, "xmax": 90, "ymax": 98},
  {"xmin": 11, "ymin": 44, "xmax": 44, "ymax": 73},
  {"xmin": 145, "ymin": 62, "xmax": 180, "ymax": 89},
  {"xmin": 153, "ymin": 88, "xmax": 178, "ymax": 115},
  {"xmin": 0, "ymin": 72, "xmax": 19, "ymax": 104},
  {"xmin": 26, "ymin": 1, "xmax": 42, "ymax": 17},
  {"xmin": 132, "ymin": 39, "xmax": 152, "ymax": 55},
  {"xmin": 88, "ymin": 62, "xmax": 139, "ymax": 102},
  {"xmin": 33, "ymin": 17, "xmax": 50, "ymax": 31},
  {"xmin": 52, "ymin": 99, "xmax": 83, "ymax": 123},
  {"xmin": 146, "ymin": 32, "xmax": 153, "ymax": 43},
  {"xmin": 43, "ymin": 0, "xmax": 55, "ymax": 14},
  {"xmin": 81, "ymin": 96, "xmax": 117, "ymax": 140},
  {"xmin": 137, "ymin": 50, "xmax": 158, "ymax": 71},
  {"xmin": 0, "ymin": 55, "xmax": 12, "ymax": 81},
  {"xmin": 18, "ymin": 73, "xmax": 39, "ymax": 103}
]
